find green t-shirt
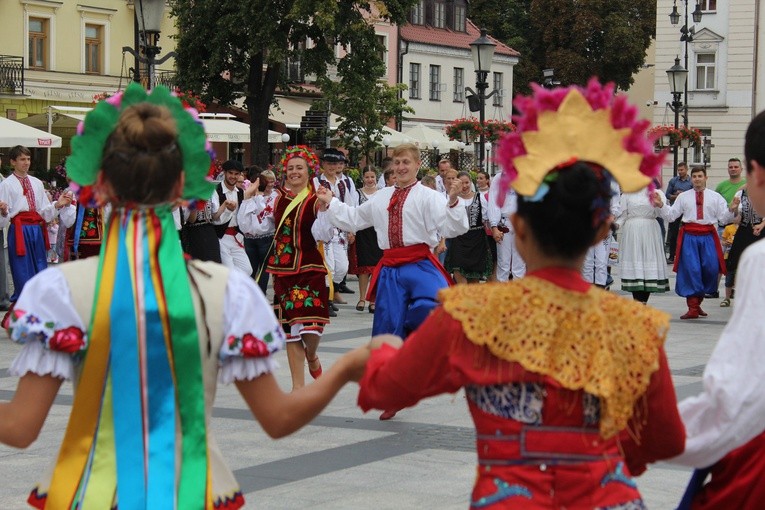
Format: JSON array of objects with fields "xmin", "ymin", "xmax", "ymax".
[{"xmin": 715, "ymin": 179, "xmax": 746, "ymax": 204}]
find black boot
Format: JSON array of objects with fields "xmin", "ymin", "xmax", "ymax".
[{"xmin": 328, "ymin": 300, "xmax": 337, "ymax": 317}]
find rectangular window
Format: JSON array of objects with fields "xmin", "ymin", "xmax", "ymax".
[
  {"xmin": 28, "ymin": 17, "xmax": 48, "ymax": 70},
  {"xmin": 410, "ymin": 63, "xmax": 421, "ymax": 99},
  {"xmin": 375, "ymin": 34, "xmax": 387, "ymax": 71},
  {"xmin": 692, "ymin": 128, "xmax": 712, "ymax": 165},
  {"xmin": 454, "ymin": 5, "xmax": 466, "ymax": 31},
  {"xmin": 453, "ymin": 68, "xmax": 464, "ymax": 102},
  {"xmin": 493, "ymin": 72, "xmax": 503, "ymax": 106},
  {"xmin": 410, "ymin": 0, "xmax": 424, "ymax": 24},
  {"xmin": 433, "ymin": 2, "xmax": 445, "ymax": 28},
  {"xmin": 695, "ymin": 53, "xmax": 716, "ymax": 90},
  {"xmin": 700, "ymin": 0, "xmax": 716, "ymax": 11},
  {"xmin": 85, "ymin": 24, "xmax": 103, "ymax": 74},
  {"xmin": 429, "ymin": 64, "xmax": 441, "ymax": 101}
]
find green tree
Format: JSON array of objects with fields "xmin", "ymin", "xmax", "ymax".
[
  {"xmin": 469, "ymin": 0, "xmax": 655, "ymax": 94},
  {"xmin": 316, "ymin": 31, "xmax": 413, "ymax": 166},
  {"xmin": 169, "ymin": 0, "xmax": 416, "ymax": 168}
]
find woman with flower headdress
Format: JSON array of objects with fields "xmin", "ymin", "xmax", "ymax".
[
  {"xmin": 260, "ymin": 145, "xmax": 335, "ymax": 391},
  {"xmin": 0, "ymin": 84, "xmax": 369, "ymax": 509},
  {"xmin": 357, "ymin": 79, "xmax": 685, "ymax": 508}
]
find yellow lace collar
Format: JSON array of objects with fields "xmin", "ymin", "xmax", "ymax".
[{"xmin": 440, "ymin": 277, "xmax": 669, "ymax": 438}]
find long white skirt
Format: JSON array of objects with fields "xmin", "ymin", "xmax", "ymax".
[{"xmin": 619, "ymin": 217, "xmax": 670, "ymax": 292}]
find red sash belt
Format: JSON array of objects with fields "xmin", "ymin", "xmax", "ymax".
[
  {"xmin": 674, "ymin": 223, "xmax": 726, "ymax": 274},
  {"xmin": 366, "ymin": 243, "xmax": 454, "ymax": 301},
  {"xmin": 224, "ymin": 226, "xmax": 244, "ymax": 248},
  {"xmin": 12, "ymin": 211, "xmax": 49, "ymax": 257},
  {"xmin": 476, "ymin": 426, "xmax": 620, "ymax": 464}
]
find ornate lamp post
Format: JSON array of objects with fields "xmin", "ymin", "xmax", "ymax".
[
  {"xmin": 669, "ymin": 0, "xmax": 702, "ymax": 161},
  {"xmin": 123, "ymin": 0, "xmax": 176, "ymax": 89},
  {"xmin": 467, "ymin": 29, "xmax": 497, "ymax": 172},
  {"xmin": 667, "ymin": 57, "xmax": 688, "ymax": 176},
  {"xmin": 432, "ymin": 139, "xmax": 440, "ymax": 167},
  {"xmin": 382, "ymin": 135, "xmax": 391, "ymax": 158}
]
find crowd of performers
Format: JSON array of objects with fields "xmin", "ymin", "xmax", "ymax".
[{"xmin": 2, "ymin": 79, "xmax": 765, "ymax": 509}]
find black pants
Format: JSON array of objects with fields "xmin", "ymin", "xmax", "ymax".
[
  {"xmin": 245, "ymin": 236, "xmax": 273, "ymax": 295},
  {"xmin": 667, "ymin": 219, "xmax": 681, "ymax": 259}
]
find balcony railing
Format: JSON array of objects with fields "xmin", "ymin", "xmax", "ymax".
[
  {"xmin": 154, "ymin": 69, "xmax": 177, "ymax": 89},
  {"xmin": 0, "ymin": 55, "xmax": 25, "ymax": 95}
]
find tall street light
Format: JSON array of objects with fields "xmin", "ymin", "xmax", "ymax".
[
  {"xmin": 669, "ymin": 0, "xmax": 702, "ymax": 161},
  {"xmin": 468, "ymin": 28, "xmax": 496, "ymax": 172},
  {"xmin": 123, "ymin": 0, "xmax": 176, "ymax": 89},
  {"xmin": 667, "ymin": 56, "xmax": 688, "ymax": 176}
]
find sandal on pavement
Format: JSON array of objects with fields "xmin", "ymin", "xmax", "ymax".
[
  {"xmin": 720, "ymin": 298, "xmax": 731, "ymax": 307},
  {"xmin": 368, "ymin": 303, "xmax": 375, "ymax": 314},
  {"xmin": 305, "ymin": 350, "xmax": 322, "ymax": 379},
  {"xmin": 356, "ymin": 300, "xmax": 366, "ymax": 311}
]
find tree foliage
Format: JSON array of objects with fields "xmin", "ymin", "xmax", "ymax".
[
  {"xmin": 169, "ymin": 0, "xmax": 416, "ymax": 167},
  {"xmin": 315, "ymin": 30, "xmax": 414, "ymax": 165},
  {"xmin": 468, "ymin": 0, "xmax": 655, "ymax": 94}
]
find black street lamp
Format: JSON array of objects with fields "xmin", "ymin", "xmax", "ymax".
[
  {"xmin": 667, "ymin": 57, "xmax": 688, "ymax": 176},
  {"xmin": 466, "ymin": 28, "xmax": 497, "ymax": 172},
  {"xmin": 542, "ymin": 68, "xmax": 561, "ymax": 89},
  {"xmin": 669, "ymin": 0, "xmax": 703, "ymax": 161},
  {"xmin": 123, "ymin": 0, "xmax": 176, "ymax": 89}
]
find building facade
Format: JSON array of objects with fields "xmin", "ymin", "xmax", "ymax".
[{"xmin": 653, "ymin": 0, "xmax": 765, "ymax": 186}]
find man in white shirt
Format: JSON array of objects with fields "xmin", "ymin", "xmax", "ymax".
[
  {"xmin": 212, "ymin": 160, "xmax": 252, "ymax": 276},
  {"xmin": 434, "ymin": 157, "xmax": 452, "ymax": 196},
  {"xmin": 314, "ymin": 148, "xmax": 357, "ymax": 304},
  {"xmin": 669, "ymin": 108, "xmax": 765, "ymax": 510},
  {"xmin": 0, "ymin": 146, "xmax": 75, "ymax": 305},
  {"xmin": 656, "ymin": 166, "xmax": 736, "ymax": 319},
  {"xmin": 487, "ymin": 171, "xmax": 526, "ymax": 282}
]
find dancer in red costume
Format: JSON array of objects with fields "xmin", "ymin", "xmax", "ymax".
[{"xmin": 358, "ymin": 79, "xmax": 685, "ymax": 509}]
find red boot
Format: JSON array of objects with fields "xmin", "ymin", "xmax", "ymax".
[
  {"xmin": 681, "ymin": 296, "xmax": 701, "ymax": 320},
  {"xmin": 697, "ymin": 297, "xmax": 708, "ymax": 317}
]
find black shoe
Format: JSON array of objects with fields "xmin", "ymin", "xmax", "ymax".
[
  {"xmin": 667, "ymin": 257, "xmax": 674, "ymax": 264},
  {"xmin": 329, "ymin": 300, "xmax": 339, "ymax": 312},
  {"xmin": 328, "ymin": 307, "xmax": 337, "ymax": 317},
  {"xmin": 704, "ymin": 291, "xmax": 720, "ymax": 299},
  {"xmin": 0, "ymin": 300, "xmax": 10, "ymax": 311},
  {"xmin": 337, "ymin": 283, "xmax": 355, "ymax": 294}
]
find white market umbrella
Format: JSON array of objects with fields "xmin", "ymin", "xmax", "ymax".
[
  {"xmin": 0, "ymin": 116, "xmax": 62, "ymax": 148},
  {"xmin": 402, "ymin": 123, "xmax": 468, "ymax": 151}
]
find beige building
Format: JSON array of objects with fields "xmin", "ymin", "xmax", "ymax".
[
  {"xmin": 653, "ymin": 0, "xmax": 765, "ymax": 187},
  {"xmin": 0, "ymin": 0, "xmax": 176, "ymax": 166}
]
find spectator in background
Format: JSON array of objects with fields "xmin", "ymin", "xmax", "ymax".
[
  {"xmin": 665, "ymin": 162, "xmax": 693, "ymax": 264},
  {"xmin": 239, "ymin": 168, "xmax": 277, "ymax": 295}
]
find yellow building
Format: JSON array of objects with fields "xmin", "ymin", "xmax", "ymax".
[{"xmin": 0, "ymin": 0, "xmax": 177, "ymax": 168}]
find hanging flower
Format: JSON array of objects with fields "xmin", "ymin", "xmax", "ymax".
[
  {"xmin": 445, "ymin": 117, "xmax": 483, "ymax": 142},
  {"xmin": 678, "ymin": 126, "xmax": 702, "ymax": 147},
  {"xmin": 483, "ymin": 119, "xmax": 516, "ymax": 143},
  {"xmin": 172, "ymin": 88, "xmax": 207, "ymax": 112}
]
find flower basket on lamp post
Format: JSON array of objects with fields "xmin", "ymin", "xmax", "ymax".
[
  {"xmin": 483, "ymin": 119, "xmax": 516, "ymax": 143},
  {"xmin": 678, "ymin": 125, "xmax": 702, "ymax": 148},
  {"xmin": 445, "ymin": 117, "xmax": 482, "ymax": 142}
]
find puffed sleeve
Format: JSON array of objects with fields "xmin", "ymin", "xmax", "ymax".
[
  {"xmin": 218, "ymin": 269, "xmax": 286, "ymax": 384},
  {"xmin": 8, "ymin": 267, "xmax": 85, "ymax": 380},
  {"xmin": 237, "ymin": 195, "xmax": 272, "ymax": 236},
  {"xmin": 58, "ymin": 203, "xmax": 77, "ymax": 228}
]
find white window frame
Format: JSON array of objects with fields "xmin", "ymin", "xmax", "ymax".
[
  {"xmin": 78, "ymin": 5, "xmax": 113, "ymax": 75},
  {"xmin": 454, "ymin": 5, "xmax": 466, "ymax": 32},
  {"xmin": 429, "ymin": 65, "xmax": 441, "ymax": 101},
  {"xmin": 700, "ymin": 0, "xmax": 717, "ymax": 12},
  {"xmin": 23, "ymin": 8, "xmax": 57, "ymax": 71},
  {"xmin": 375, "ymin": 34, "xmax": 388, "ymax": 74},
  {"xmin": 692, "ymin": 128, "xmax": 712, "ymax": 165},
  {"xmin": 694, "ymin": 52, "xmax": 716, "ymax": 91},
  {"xmin": 433, "ymin": 2, "xmax": 446, "ymax": 29},
  {"xmin": 410, "ymin": 63, "xmax": 421, "ymax": 99},
  {"xmin": 492, "ymin": 72, "xmax": 503, "ymax": 106},
  {"xmin": 410, "ymin": 0, "xmax": 424, "ymax": 24},
  {"xmin": 453, "ymin": 67, "xmax": 464, "ymax": 102}
]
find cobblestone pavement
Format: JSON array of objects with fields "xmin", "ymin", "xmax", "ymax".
[{"xmin": 1, "ymin": 267, "xmax": 731, "ymax": 509}]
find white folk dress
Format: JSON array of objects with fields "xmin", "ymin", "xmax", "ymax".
[{"xmin": 615, "ymin": 189, "xmax": 670, "ymax": 293}]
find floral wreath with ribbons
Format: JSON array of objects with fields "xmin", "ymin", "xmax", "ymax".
[
  {"xmin": 495, "ymin": 78, "xmax": 666, "ymax": 208},
  {"xmin": 280, "ymin": 145, "xmax": 321, "ymax": 175},
  {"xmin": 66, "ymin": 82, "xmax": 216, "ymax": 207}
]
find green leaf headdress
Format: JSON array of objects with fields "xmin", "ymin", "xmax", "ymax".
[{"xmin": 66, "ymin": 83, "xmax": 215, "ymax": 205}]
